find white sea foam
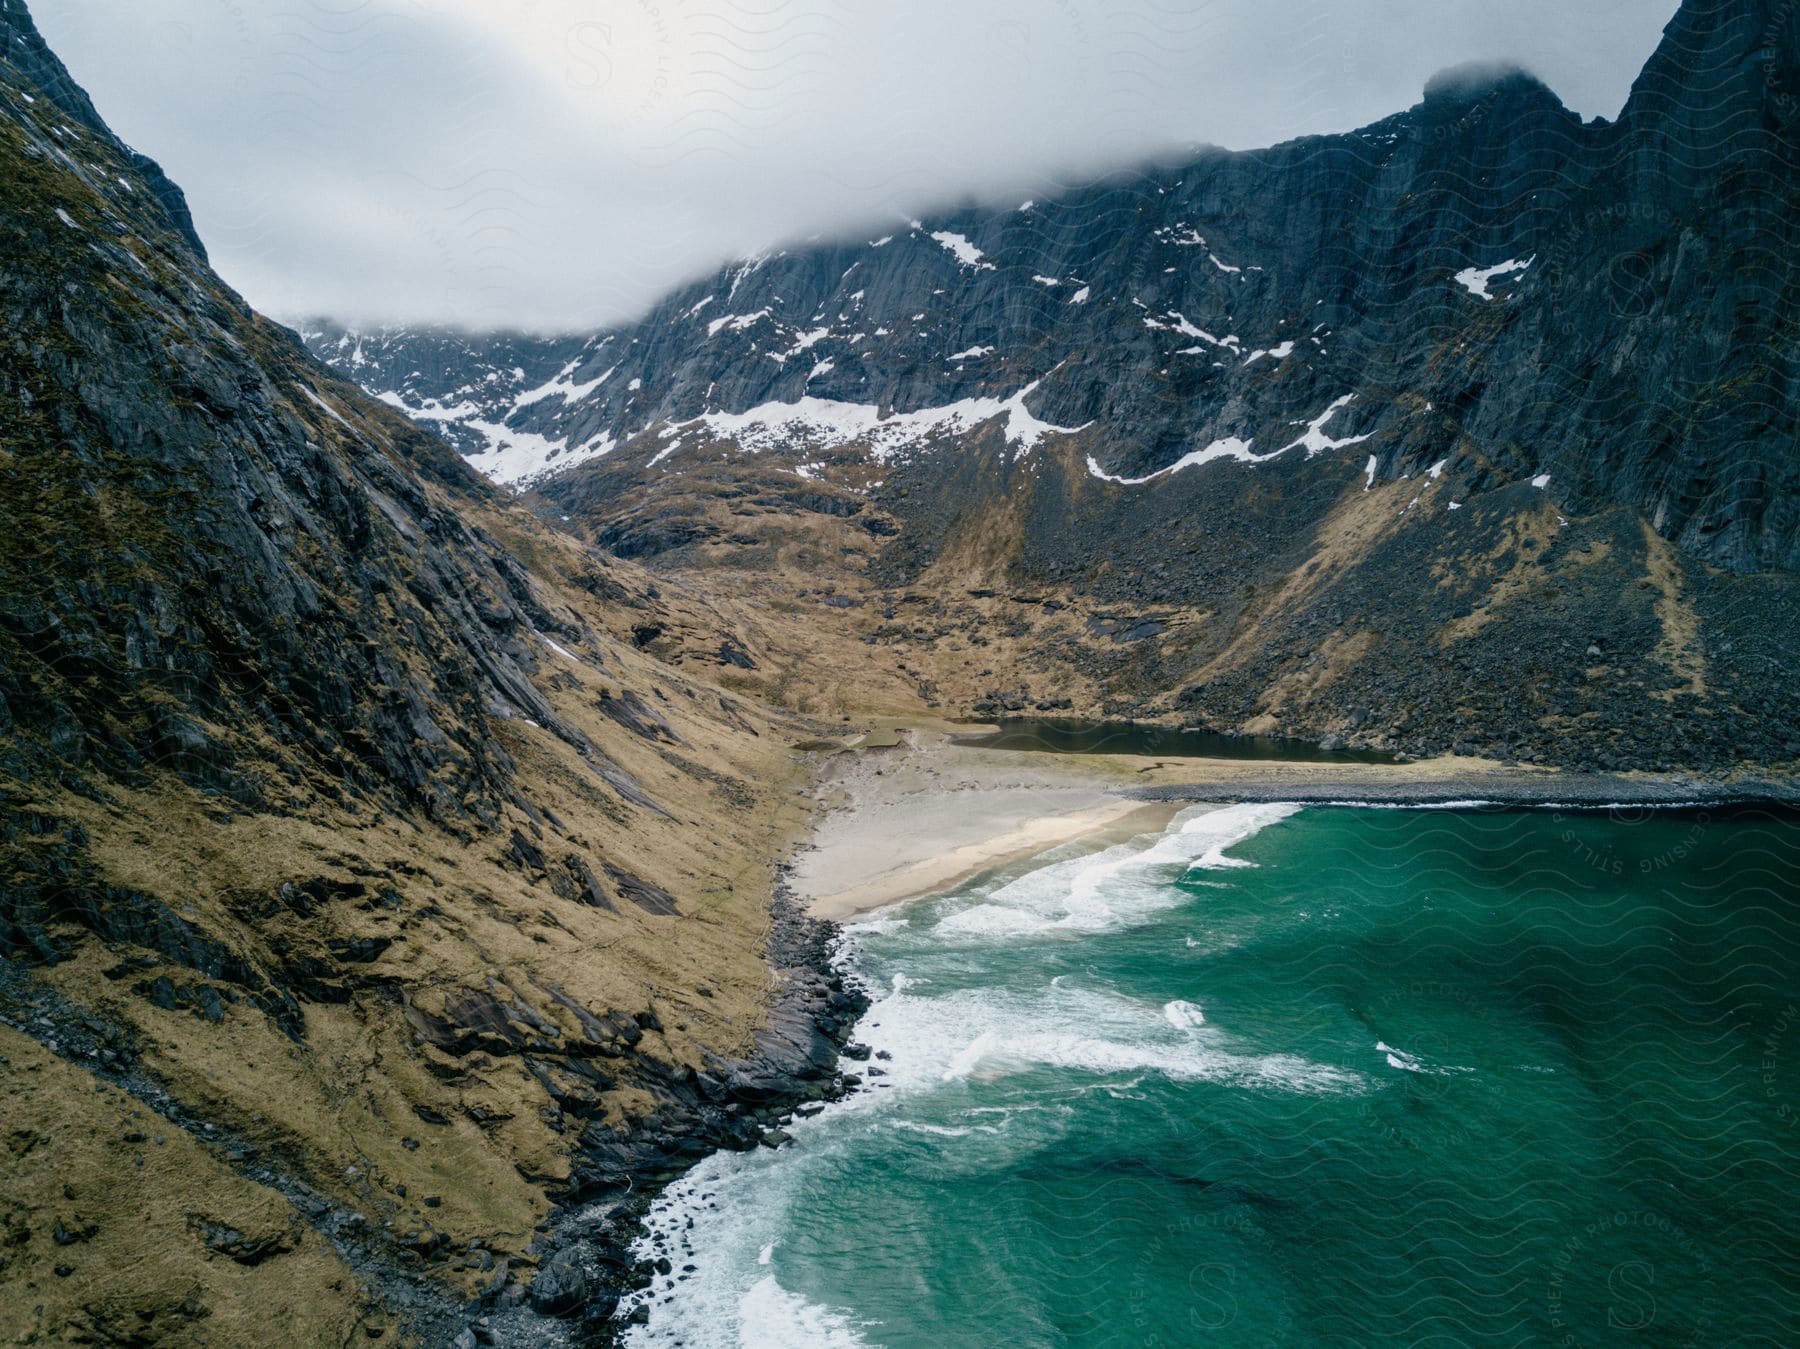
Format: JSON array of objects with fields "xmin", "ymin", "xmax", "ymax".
[
  {"xmin": 859, "ymin": 976, "xmax": 1360, "ymax": 1099},
  {"xmin": 620, "ymin": 1147, "xmax": 874, "ymax": 1347},
  {"xmin": 738, "ymin": 1277, "xmax": 871, "ymax": 1348},
  {"xmin": 888, "ymin": 1120, "xmax": 980, "ymax": 1137},
  {"xmin": 943, "ymin": 1030, "xmax": 997, "ymax": 1081},
  {"xmin": 1376, "ymin": 1040, "xmax": 1474, "ymax": 1076},
  {"xmin": 932, "ymin": 803, "xmax": 1298, "ymax": 940},
  {"xmin": 1378, "ymin": 1040, "xmax": 1424, "ymax": 1072},
  {"xmin": 999, "ymin": 1029, "xmax": 1354, "ymax": 1092},
  {"xmin": 1164, "ymin": 999, "xmax": 1206, "ymax": 1029},
  {"xmin": 1526, "ymin": 801, "xmax": 1710, "ymax": 812},
  {"xmin": 935, "ymin": 904, "xmax": 1055, "ymax": 938},
  {"xmin": 846, "ymin": 914, "xmax": 911, "ymax": 937},
  {"xmin": 1322, "ymin": 799, "xmax": 1498, "ymax": 811},
  {"xmin": 1182, "ymin": 803, "xmax": 1305, "ymax": 870}
]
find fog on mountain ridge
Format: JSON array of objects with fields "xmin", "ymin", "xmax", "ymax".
[{"xmin": 34, "ymin": 0, "xmax": 1678, "ymax": 331}]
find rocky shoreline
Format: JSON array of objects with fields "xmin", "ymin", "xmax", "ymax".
[
  {"xmin": 474, "ymin": 884, "xmax": 869, "ymax": 1347},
  {"xmin": 0, "ymin": 880, "xmax": 866, "ymax": 1348}
]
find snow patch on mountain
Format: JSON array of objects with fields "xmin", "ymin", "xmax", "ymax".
[
  {"xmin": 726, "ymin": 254, "xmax": 770, "ymax": 300},
  {"xmin": 297, "ymin": 385, "xmax": 351, "ymax": 427},
  {"xmin": 708, "ymin": 309, "xmax": 772, "ymax": 337},
  {"xmin": 931, "ymin": 231, "xmax": 996, "ymax": 270},
  {"xmin": 1281, "ymin": 396, "xmax": 1372, "ymax": 457},
  {"xmin": 1086, "ymin": 437, "xmax": 1261, "ymax": 484},
  {"xmin": 514, "ymin": 361, "xmax": 614, "ymax": 409},
  {"xmin": 679, "ymin": 383, "xmax": 1084, "ymax": 463},
  {"xmin": 769, "ymin": 327, "xmax": 832, "ymax": 363},
  {"xmin": 375, "ymin": 390, "xmax": 616, "ymax": 486},
  {"xmin": 1086, "ymin": 395, "xmax": 1373, "ymax": 485},
  {"xmin": 1454, "ymin": 256, "xmax": 1534, "ymax": 299},
  {"xmin": 1243, "ymin": 341, "xmax": 1295, "ymax": 365},
  {"xmin": 1166, "ymin": 313, "xmax": 1241, "ymax": 351}
]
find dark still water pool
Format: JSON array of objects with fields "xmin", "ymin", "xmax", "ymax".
[
  {"xmin": 620, "ymin": 805, "xmax": 1799, "ymax": 1346},
  {"xmin": 951, "ymin": 719, "xmax": 1394, "ymax": 763}
]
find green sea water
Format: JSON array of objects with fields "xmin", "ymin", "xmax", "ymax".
[{"xmin": 621, "ymin": 804, "xmax": 1800, "ymax": 1346}]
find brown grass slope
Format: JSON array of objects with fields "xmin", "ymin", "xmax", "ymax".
[
  {"xmin": 0, "ymin": 6, "xmax": 832, "ymax": 1339},
  {"xmin": 529, "ymin": 415, "xmax": 1800, "ymax": 776}
]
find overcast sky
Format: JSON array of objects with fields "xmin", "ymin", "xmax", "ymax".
[{"xmin": 36, "ymin": 0, "xmax": 1679, "ymax": 333}]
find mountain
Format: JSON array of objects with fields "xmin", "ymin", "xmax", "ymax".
[
  {"xmin": 4, "ymin": 0, "xmax": 1796, "ymax": 1337},
  {"xmin": 299, "ymin": 319, "xmax": 594, "ymax": 471},
  {"xmin": 309, "ymin": 0, "xmax": 1800, "ymax": 773},
  {"xmin": 0, "ymin": 1, "xmax": 862, "ymax": 1340}
]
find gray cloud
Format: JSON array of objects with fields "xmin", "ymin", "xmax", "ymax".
[{"xmin": 36, "ymin": 0, "xmax": 1679, "ymax": 332}]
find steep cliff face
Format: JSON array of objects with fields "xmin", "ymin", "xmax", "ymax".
[
  {"xmin": 0, "ymin": 3, "xmax": 857, "ymax": 1340},
  {"xmin": 311, "ymin": 0, "xmax": 1799, "ymax": 770}
]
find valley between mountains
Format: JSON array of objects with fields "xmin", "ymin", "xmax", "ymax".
[
  {"xmin": 1, "ymin": 0, "xmax": 1796, "ymax": 1342},
  {"xmin": 308, "ymin": 0, "xmax": 1800, "ymax": 775}
]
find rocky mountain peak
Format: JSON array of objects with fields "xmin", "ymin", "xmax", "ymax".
[
  {"xmin": 1624, "ymin": 0, "xmax": 1800, "ymax": 118},
  {"xmin": 0, "ymin": 0, "xmax": 208, "ymax": 258},
  {"xmin": 1420, "ymin": 60, "xmax": 1560, "ymax": 108}
]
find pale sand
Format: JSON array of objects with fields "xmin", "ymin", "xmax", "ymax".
[
  {"xmin": 791, "ymin": 724, "xmax": 1179, "ymax": 920},
  {"xmin": 786, "ymin": 719, "xmax": 1761, "ymax": 921},
  {"xmin": 802, "ymin": 797, "xmax": 1176, "ymax": 921}
]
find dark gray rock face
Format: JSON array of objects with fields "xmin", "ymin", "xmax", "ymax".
[
  {"xmin": 0, "ymin": 0, "xmax": 208, "ymax": 259},
  {"xmin": 0, "ymin": 0, "xmax": 616, "ymax": 823},
  {"xmin": 311, "ymin": 0, "xmax": 1795, "ymax": 577},
  {"xmin": 527, "ymin": 1248, "xmax": 590, "ymax": 1317}
]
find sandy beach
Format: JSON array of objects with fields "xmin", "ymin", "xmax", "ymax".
[
  {"xmin": 789, "ymin": 724, "xmax": 1180, "ymax": 920},
  {"xmin": 788, "ymin": 722, "xmax": 1796, "ymax": 921}
]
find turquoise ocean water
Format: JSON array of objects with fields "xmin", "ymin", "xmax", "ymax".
[{"xmin": 621, "ymin": 804, "xmax": 1799, "ymax": 1346}]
